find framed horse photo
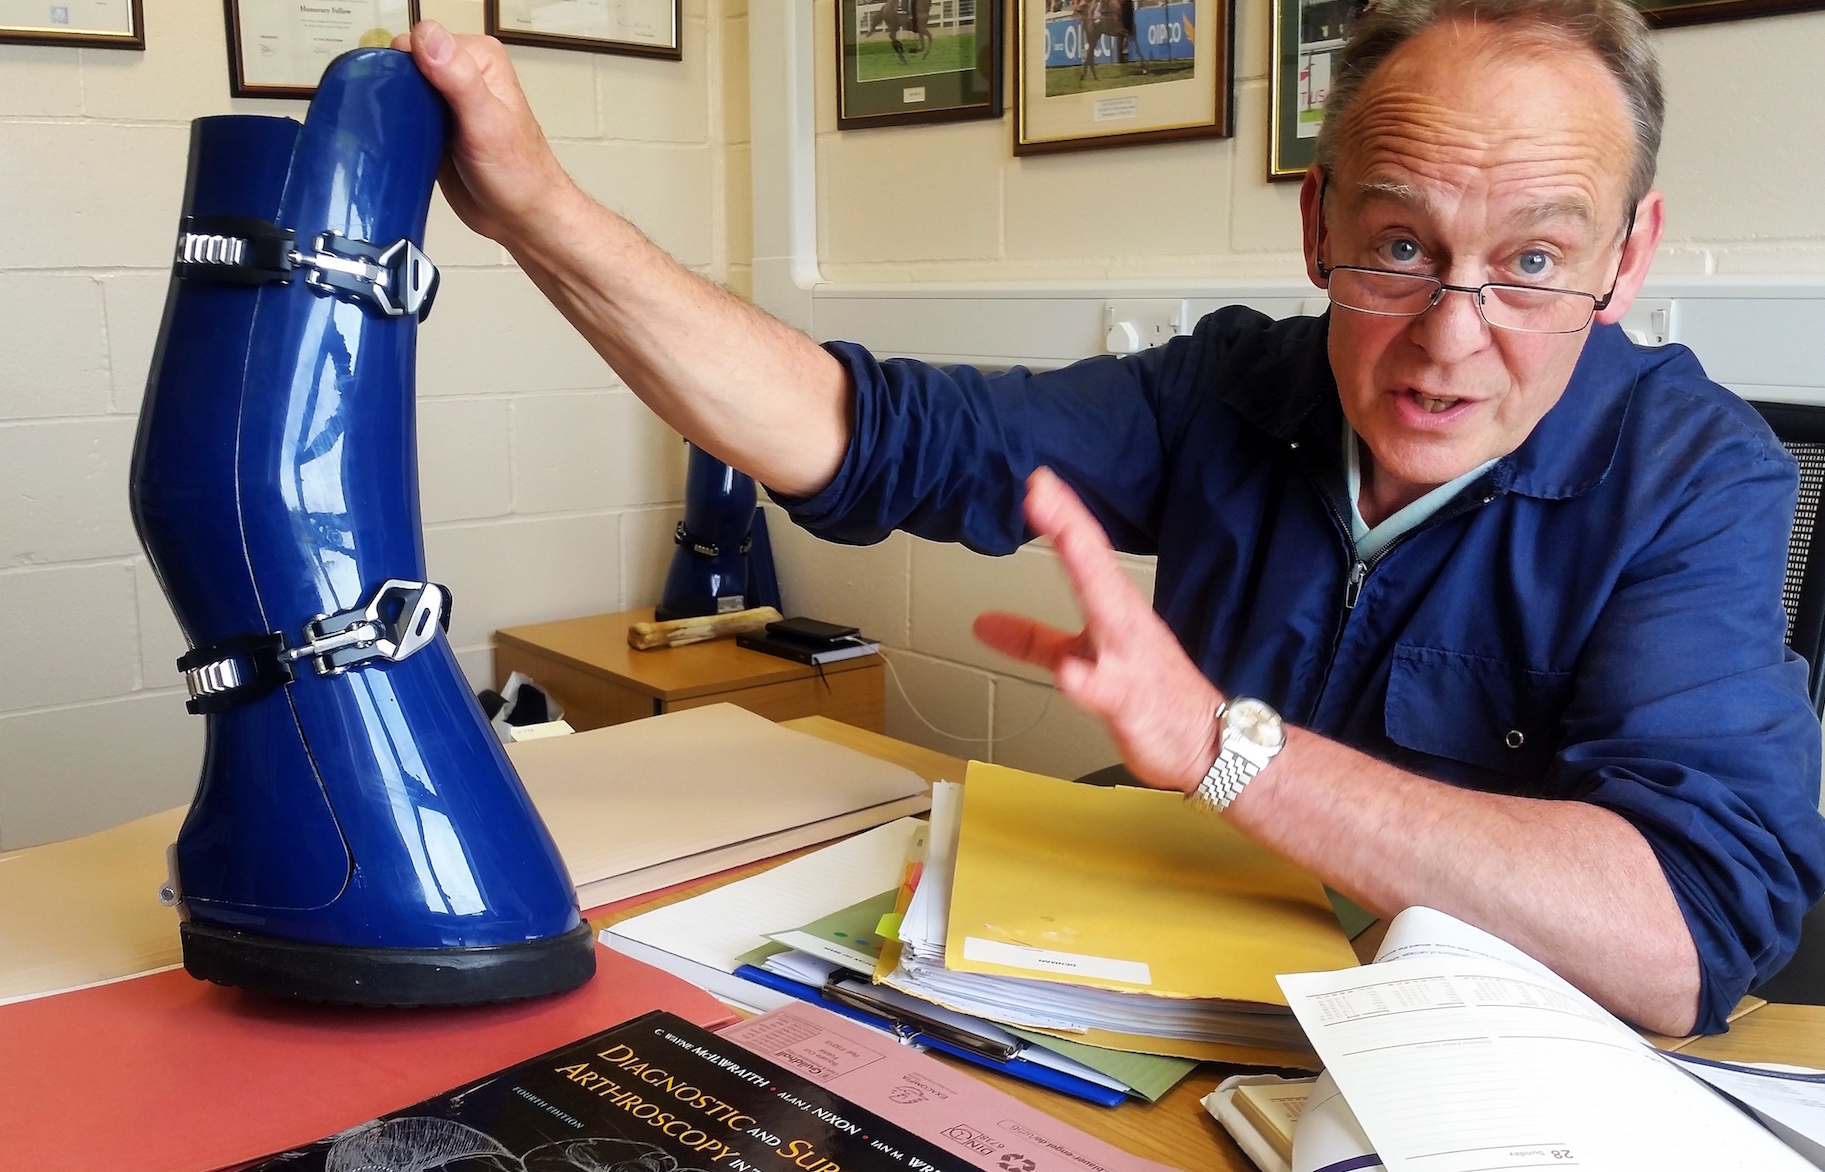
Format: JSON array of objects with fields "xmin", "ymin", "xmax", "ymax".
[
  {"xmin": 836, "ymin": 0, "xmax": 1004, "ymax": 130},
  {"xmin": 1269, "ymin": 0, "xmax": 1367, "ymax": 178},
  {"xmin": 1013, "ymin": 0, "xmax": 1232, "ymax": 155}
]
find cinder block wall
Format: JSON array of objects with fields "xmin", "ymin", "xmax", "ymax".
[{"xmin": 0, "ymin": 0, "xmax": 745, "ymax": 849}]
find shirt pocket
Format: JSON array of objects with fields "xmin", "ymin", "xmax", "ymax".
[{"xmin": 1385, "ymin": 644, "xmax": 1573, "ymax": 783}]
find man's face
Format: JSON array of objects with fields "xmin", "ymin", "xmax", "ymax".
[{"xmin": 1302, "ymin": 20, "xmax": 1649, "ymax": 494}]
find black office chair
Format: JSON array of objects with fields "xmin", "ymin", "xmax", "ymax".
[{"xmin": 1747, "ymin": 401, "xmax": 1825, "ymax": 1007}]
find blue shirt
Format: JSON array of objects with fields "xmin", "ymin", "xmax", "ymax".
[{"xmin": 781, "ymin": 307, "xmax": 1825, "ymax": 1034}]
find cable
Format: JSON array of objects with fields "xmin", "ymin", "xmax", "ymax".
[{"xmin": 880, "ymin": 651, "xmax": 1058, "ymax": 744}]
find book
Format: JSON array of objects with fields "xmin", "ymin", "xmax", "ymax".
[
  {"xmin": 720, "ymin": 999, "xmax": 1186, "ymax": 1172},
  {"xmin": 737, "ymin": 630, "xmax": 881, "ymax": 665},
  {"xmin": 1278, "ymin": 907, "xmax": 1825, "ymax": 1171},
  {"xmin": 1201, "ymin": 1074, "xmax": 1315, "ymax": 1172},
  {"xmin": 0, "ymin": 945, "xmax": 737, "ymax": 1172},
  {"xmin": 240, "ymin": 1010, "xmax": 977, "ymax": 1172}
]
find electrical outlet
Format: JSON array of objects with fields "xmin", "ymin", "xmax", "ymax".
[
  {"xmin": 1619, "ymin": 298, "xmax": 1676, "ymax": 347},
  {"xmin": 1104, "ymin": 299, "xmax": 1188, "ymax": 354}
]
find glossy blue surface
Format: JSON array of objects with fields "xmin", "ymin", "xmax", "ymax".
[
  {"xmin": 130, "ymin": 50, "xmax": 581, "ymax": 951},
  {"xmin": 658, "ymin": 445, "xmax": 757, "ymax": 619}
]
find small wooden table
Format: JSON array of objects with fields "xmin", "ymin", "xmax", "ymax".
[
  {"xmin": 494, "ymin": 608, "xmax": 886, "ymax": 733},
  {"xmin": 594, "ymin": 717, "xmax": 1825, "ymax": 1172}
]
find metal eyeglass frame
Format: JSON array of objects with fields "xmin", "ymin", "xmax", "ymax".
[{"xmin": 1313, "ymin": 172, "xmax": 1636, "ymax": 336}]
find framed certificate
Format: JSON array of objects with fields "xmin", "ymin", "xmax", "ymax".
[
  {"xmin": 225, "ymin": 0, "xmax": 420, "ymax": 98},
  {"xmin": 486, "ymin": 0, "xmax": 682, "ymax": 60},
  {"xmin": 0, "ymin": 0, "xmax": 143, "ymax": 49},
  {"xmin": 1632, "ymin": 0, "xmax": 1825, "ymax": 26}
]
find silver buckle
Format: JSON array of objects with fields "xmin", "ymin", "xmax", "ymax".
[
  {"xmin": 291, "ymin": 232, "xmax": 439, "ymax": 321},
  {"xmin": 280, "ymin": 579, "xmax": 449, "ymax": 677}
]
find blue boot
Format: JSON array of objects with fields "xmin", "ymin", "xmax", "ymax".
[{"xmin": 130, "ymin": 49, "xmax": 594, "ymax": 1005}]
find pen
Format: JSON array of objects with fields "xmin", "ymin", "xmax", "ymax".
[{"xmin": 821, "ymin": 973, "xmax": 1022, "ymax": 1062}]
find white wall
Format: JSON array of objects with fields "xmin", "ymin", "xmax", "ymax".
[
  {"xmin": 752, "ymin": 0, "xmax": 1825, "ymax": 781},
  {"xmin": 0, "ymin": 0, "xmax": 744, "ymax": 849}
]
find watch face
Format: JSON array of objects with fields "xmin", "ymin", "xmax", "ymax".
[{"xmin": 1228, "ymin": 698, "xmax": 1285, "ymax": 750}]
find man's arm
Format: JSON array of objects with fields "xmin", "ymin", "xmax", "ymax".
[
  {"xmin": 399, "ymin": 22, "xmax": 849, "ymax": 498},
  {"xmin": 976, "ymin": 468, "xmax": 1704, "ymax": 1036}
]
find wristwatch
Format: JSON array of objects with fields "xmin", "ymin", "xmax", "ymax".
[{"xmin": 1188, "ymin": 696, "xmax": 1285, "ymax": 814}]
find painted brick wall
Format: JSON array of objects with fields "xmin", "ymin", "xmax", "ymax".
[{"xmin": 0, "ymin": 0, "xmax": 743, "ymax": 849}]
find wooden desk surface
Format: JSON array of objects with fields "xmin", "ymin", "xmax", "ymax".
[
  {"xmin": 495, "ymin": 608, "xmax": 882, "ymax": 702},
  {"xmin": 597, "ymin": 717, "xmax": 1825, "ymax": 1172}
]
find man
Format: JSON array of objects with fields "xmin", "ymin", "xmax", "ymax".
[{"xmin": 398, "ymin": 0, "xmax": 1825, "ymax": 1036}]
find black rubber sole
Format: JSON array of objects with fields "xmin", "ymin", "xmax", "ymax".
[{"xmin": 180, "ymin": 918, "xmax": 598, "ymax": 1007}]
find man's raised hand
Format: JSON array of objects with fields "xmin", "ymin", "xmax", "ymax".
[
  {"xmin": 394, "ymin": 21, "xmax": 578, "ymax": 247},
  {"xmin": 973, "ymin": 468, "xmax": 1225, "ymax": 793}
]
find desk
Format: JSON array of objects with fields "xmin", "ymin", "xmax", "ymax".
[
  {"xmin": 598, "ymin": 717, "xmax": 1825, "ymax": 1172},
  {"xmin": 495, "ymin": 609, "xmax": 886, "ymax": 732}
]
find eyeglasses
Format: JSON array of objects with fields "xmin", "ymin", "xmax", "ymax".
[{"xmin": 1315, "ymin": 175, "xmax": 1635, "ymax": 336}]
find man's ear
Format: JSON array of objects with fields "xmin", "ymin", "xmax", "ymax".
[
  {"xmin": 1594, "ymin": 189, "xmax": 1666, "ymax": 326},
  {"xmin": 1300, "ymin": 165, "xmax": 1329, "ymax": 289}
]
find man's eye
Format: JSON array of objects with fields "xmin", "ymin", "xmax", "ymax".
[
  {"xmin": 1384, "ymin": 239, "xmax": 1421, "ymax": 265},
  {"xmin": 1516, "ymin": 251, "xmax": 1552, "ymax": 278}
]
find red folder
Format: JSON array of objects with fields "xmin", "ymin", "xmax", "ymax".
[{"xmin": 0, "ymin": 943, "xmax": 736, "ymax": 1172}]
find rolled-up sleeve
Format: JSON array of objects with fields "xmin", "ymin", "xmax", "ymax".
[
  {"xmin": 771, "ymin": 338, "xmax": 1189, "ymax": 556},
  {"xmin": 1561, "ymin": 420, "xmax": 1825, "ymax": 1033}
]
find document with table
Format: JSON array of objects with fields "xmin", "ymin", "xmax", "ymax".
[{"xmin": 1277, "ymin": 906, "xmax": 1825, "ymax": 1171}]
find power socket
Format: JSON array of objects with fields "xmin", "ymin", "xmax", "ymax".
[{"xmin": 1104, "ymin": 299, "xmax": 1188, "ymax": 354}]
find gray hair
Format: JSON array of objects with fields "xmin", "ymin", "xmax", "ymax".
[{"xmin": 1313, "ymin": 0, "xmax": 1665, "ymax": 214}]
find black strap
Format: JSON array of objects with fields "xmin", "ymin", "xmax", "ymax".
[
  {"xmin": 174, "ymin": 216, "xmax": 298, "ymax": 286},
  {"xmin": 176, "ymin": 632, "xmax": 295, "ymax": 715},
  {"xmin": 674, "ymin": 521, "xmax": 753, "ymax": 559}
]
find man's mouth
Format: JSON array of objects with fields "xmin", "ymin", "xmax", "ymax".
[{"xmin": 1413, "ymin": 390, "xmax": 1459, "ymax": 414}]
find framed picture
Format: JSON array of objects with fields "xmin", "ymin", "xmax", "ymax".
[
  {"xmin": 0, "ymin": 0, "xmax": 144, "ymax": 49},
  {"xmin": 1632, "ymin": 0, "xmax": 1825, "ymax": 26},
  {"xmin": 1268, "ymin": 0, "xmax": 1365, "ymax": 180},
  {"xmin": 486, "ymin": 0, "xmax": 682, "ymax": 60},
  {"xmin": 226, "ymin": 0, "xmax": 419, "ymax": 98},
  {"xmin": 837, "ymin": 0, "xmax": 1003, "ymax": 130},
  {"xmin": 1013, "ymin": 0, "xmax": 1231, "ymax": 156}
]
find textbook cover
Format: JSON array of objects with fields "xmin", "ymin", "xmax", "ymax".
[{"xmin": 243, "ymin": 1010, "xmax": 973, "ymax": 1172}]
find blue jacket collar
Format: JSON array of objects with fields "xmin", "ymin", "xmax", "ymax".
[{"xmin": 1223, "ymin": 316, "xmax": 1638, "ymax": 503}]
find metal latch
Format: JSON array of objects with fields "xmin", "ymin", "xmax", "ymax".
[
  {"xmin": 173, "ymin": 215, "xmax": 439, "ymax": 321},
  {"xmin": 280, "ymin": 579, "xmax": 452, "ymax": 677},
  {"xmin": 293, "ymin": 231, "xmax": 440, "ymax": 321}
]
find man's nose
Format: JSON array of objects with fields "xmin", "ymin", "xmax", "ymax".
[{"xmin": 1410, "ymin": 283, "xmax": 1491, "ymax": 360}]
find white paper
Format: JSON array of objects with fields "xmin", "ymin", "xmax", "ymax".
[
  {"xmin": 0, "ymin": 0, "xmax": 132, "ymax": 35},
  {"xmin": 606, "ymin": 818, "xmax": 922, "ymax": 973},
  {"xmin": 1671, "ymin": 1054, "xmax": 1825, "ymax": 1167},
  {"xmin": 494, "ymin": 0, "xmax": 675, "ymax": 48},
  {"xmin": 236, "ymin": 0, "xmax": 414, "ymax": 90},
  {"xmin": 1279, "ymin": 909, "xmax": 1814, "ymax": 1171}
]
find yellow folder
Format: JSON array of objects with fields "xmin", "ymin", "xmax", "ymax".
[{"xmin": 945, "ymin": 761, "xmax": 1359, "ymax": 1010}]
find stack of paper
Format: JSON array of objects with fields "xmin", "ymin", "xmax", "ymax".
[
  {"xmin": 878, "ymin": 763, "xmax": 1360, "ymax": 1066},
  {"xmin": 507, "ymin": 704, "xmax": 931, "ymax": 909},
  {"xmin": 602, "ymin": 816, "xmax": 1195, "ymax": 1103},
  {"xmin": 1278, "ymin": 907, "xmax": 1825, "ymax": 1172},
  {"xmin": 600, "ymin": 818, "xmax": 927, "ymax": 1012}
]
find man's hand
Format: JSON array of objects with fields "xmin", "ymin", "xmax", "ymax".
[
  {"xmin": 393, "ymin": 21, "xmax": 579, "ymax": 247},
  {"xmin": 974, "ymin": 468, "xmax": 1224, "ymax": 792}
]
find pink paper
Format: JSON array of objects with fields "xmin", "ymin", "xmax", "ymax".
[{"xmin": 719, "ymin": 1000, "xmax": 1179, "ymax": 1172}]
